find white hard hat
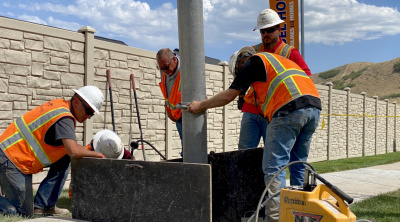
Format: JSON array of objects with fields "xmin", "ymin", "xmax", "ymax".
[
  {"xmin": 228, "ymin": 46, "xmax": 256, "ymax": 77},
  {"xmin": 93, "ymin": 130, "xmax": 124, "ymax": 159},
  {"xmin": 253, "ymin": 9, "xmax": 284, "ymax": 31},
  {"xmin": 72, "ymin": 86, "xmax": 104, "ymax": 115}
]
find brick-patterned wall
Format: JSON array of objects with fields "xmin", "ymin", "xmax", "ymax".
[{"xmin": 0, "ymin": 17, "xmax": 398, "ymax": 190}]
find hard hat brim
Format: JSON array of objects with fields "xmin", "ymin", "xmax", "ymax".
[
  {"xmin": 228, "ymin": 46, "xmax": 256, "ymax": 77},
  {"xmin": 93, "ymin": 130, "xmax": 124, "ymax": 159},
  {"xmin": 253, "ymin": 19, "xmax": 284, "ymax": 31},
  {"xmin": 72, "ymin": 89, "xmax": 100, "ymax": 115}
]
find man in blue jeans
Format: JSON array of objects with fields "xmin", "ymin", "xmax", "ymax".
[
  {"xmin": 0, "ymin": 86, "xmax": 105, "ymax": 217},
  {"xmin": 188, "ymin": 47, "xmax": 321, "ymax": 222}
]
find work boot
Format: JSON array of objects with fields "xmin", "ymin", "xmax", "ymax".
[{"xmin": 34, "ymin": 206, "xmax": 70, "ymax": 216}]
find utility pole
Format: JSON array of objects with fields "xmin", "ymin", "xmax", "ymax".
[{"xmin": 177, "ymin": 0, "xmax": 208, "ymax": 164}]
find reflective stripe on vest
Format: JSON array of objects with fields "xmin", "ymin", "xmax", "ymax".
[
  {"xmin": 256, "ymin": 53, "xmax": 309, "ymax": 115},
  {"xmin": 164, "ymin": 80, "xmax": 181, "ymax": 111},
  {"xmin": 278, "ymin": 44, "xmax": 293, "ymax": 58},
  {"xmin": 0, "ymin": 107, "xmax": 71, "ymax": 167}
]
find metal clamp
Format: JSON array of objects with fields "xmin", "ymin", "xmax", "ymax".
[{"xmin": 177, "ymin": 102, "xmax": 190, "ymax": 109}]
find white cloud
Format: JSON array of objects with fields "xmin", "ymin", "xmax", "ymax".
[
  {"xmin": 18, "ymin": 14, "xmax": 47, "ymax": 25},
  {"xmin": 47, "ymin": 17, "xmax": 81, "ymax": 31},
  {"xmin": 12, "ymin": 0, "xmax": 400, "ymax": 50},
  {"xmin": 304, "ymin": 0, "xmax": 400, "ymax": 45}
]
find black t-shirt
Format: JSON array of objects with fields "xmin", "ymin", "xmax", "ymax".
[
  {"xmin": 229, "ymin": 55, "xmax": 321, "ymax": 114},
  {"xmin": 44, "ymin": 117, "xmax": 76, "ymax": 147}
]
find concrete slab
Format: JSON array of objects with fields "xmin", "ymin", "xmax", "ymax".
[{"xmin": 71, "ymin": 158, "xmax": 212, "ymax": 222}]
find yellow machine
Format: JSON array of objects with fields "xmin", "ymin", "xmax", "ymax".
[
  {"xmin": 280, "ymin": 184, "xmax": 356, "ymax": 222},
  {"xmin": 279, "ymin": 166, "xmax": 357, "ymax": 222},
  {"xmin": 248, "ymin": 161, "xmax": 363, "ymax": 222}
]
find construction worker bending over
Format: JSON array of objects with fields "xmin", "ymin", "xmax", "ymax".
[
  {"xmin": 88, "ymin": 129, "xmax": 132, "ymax": 159},
  {"xmin": 0, "ymin": 86, "xmax": 105, "ymax": 217},
  {"xmin": 188, "ymin": 47, "xmax": 321, "ymax": 222},
  {"xmin": 156, "ymin": 48, "xmax": 183, "ymax": 156},
  {"xmin": 237, "ymin": 8, "xmax": 312, "ymax": 150}
]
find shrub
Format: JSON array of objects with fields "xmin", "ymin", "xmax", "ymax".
[
  {"xmin": 394, "ymin": 62, "xmax": 400, "ymax": 73},
  {"xmin": 319, "ymin": 70, "xmax": 340, "ymax": 79},
  {"xmin": 347, "ymin": 83, "xmax": 356, "ymax": 88},
  {"xmin": 332, "ymin": 80, "xmax": 345, "ymax": 90},
  {"xmin": 349, "ymin": 67, "xmax": 368, "ymax": 80},
  {"xmin": 342, "ymin": 67, "xmax": 368, "ymax": 80},
  {"xmin": 381, "ymin": 93, "xmax": 400, "ymax": 100}
]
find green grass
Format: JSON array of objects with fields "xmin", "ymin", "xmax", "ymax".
[
  {"xmin": 342, "ymin": 67, "xmax": 368, "ymax": 81},
  {"xmin": 2, "ymin": 152, "xmax": 400, "ymax": 221},
  {"xmin": 381, "ymin": 93, "xmax": 400, "ymax": 100},
  {"xmin": 319, "ymin": 69, "xmax": 340, "ymax": 79},
  {"xmin": 394, "ymin": 61, "xmax": 400, "ymax": 73},
  {"xmin": 351, "ymin": 189, "xmax": 400, "ymax": 222}
]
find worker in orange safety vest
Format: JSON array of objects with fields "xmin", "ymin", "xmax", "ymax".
[
  {"xmin": 187, "ymin": 47, "xmax": 321, "ymax": 222},
  {"xmin": 156, "ymin": 48, "xmax": 183, "ymax": 156},
  {"xmin": 0, "ymin": 86, "xmax": 105, "ymax": 217}
]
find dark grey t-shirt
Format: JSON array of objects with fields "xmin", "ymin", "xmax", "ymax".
[{"xmin": 44, "ymin": 117, "xmax": 76, "ymax": 147}]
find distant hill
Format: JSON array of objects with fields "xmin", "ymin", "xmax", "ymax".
[{"xmin": 313, "ymin": 57, "xmax": 400, "ymax": 103}]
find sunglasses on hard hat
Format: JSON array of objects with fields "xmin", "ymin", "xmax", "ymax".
[
  {"xmin": 79, "ymin": 97, "xmax": 95, "ymax": 117},
  {"xmin": 260, "ymin": 26, "xmax": 279, "ymax": 34}
]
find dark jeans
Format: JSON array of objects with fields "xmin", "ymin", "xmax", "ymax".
[{"xmin": 0, "ymin": 149, "xmax": 70, "ymax": 216}]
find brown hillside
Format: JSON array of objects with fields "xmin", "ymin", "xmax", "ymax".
[{"xmin": 313, "ymin": 57, "xmax": 400, "ymax": 103}]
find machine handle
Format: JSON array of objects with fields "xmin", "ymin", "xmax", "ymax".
[{"xmin": 312, "ymin": 170, "xmax": 354, "ymax": 204}]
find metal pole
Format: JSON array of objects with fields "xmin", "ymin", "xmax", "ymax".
[
  {"xmin": 177, "ymin": 0, "xmax": 208, "ymax": 164},
  {"xmin": 300, "ymin": 0, "xmax": 305, "ymax": 58}
]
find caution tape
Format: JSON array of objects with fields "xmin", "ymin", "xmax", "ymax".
[{"xmin": 321, "ymin": 113, "xmax": 400, "ymax": 130}]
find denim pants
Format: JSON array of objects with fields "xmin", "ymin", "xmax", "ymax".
[
  {"xmin": 262, "ymin": 106, "xmax": 320, "ymax": 221},
  {"xmin": 0, "ymin": 148, "xmax": 70, "ymax": 216},
  {"xmin": 238, "ymin": 112, "xmax": 268, "ymax": 150},
  {"xmin": 176, "ymin": 117, "xmax": 183, "ymax": 157},
  {"xmin": 0, "ymin": 149, "xmax": 33, "ymax": 216},
  {"xmin": 34, "ymin": 154, "xmax": 71, "ymax": 210}
]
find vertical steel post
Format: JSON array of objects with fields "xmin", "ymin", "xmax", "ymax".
[{"xmin": 177, "ymin": 0, "xmax": 208, "ymax": 163}]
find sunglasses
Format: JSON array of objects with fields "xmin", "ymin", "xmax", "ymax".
[
  {"xmin": 159, "ymin": 58, "xmax": 174, "ymax": 71},
  {"xmin": 260, "ymin": 26, "xmax": 279, "ymax": 34},
  {"xmin": 79, "ymin": 97, "xmax": 94, "ymax": 117}
]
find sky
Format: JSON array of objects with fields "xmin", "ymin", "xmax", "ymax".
[{"xmin": 1, "ymin": 0, "xmax": 400, "ymax": 74}]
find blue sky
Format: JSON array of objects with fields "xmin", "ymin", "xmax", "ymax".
[{"xmin": 1, "ymin": 0, "xmax": 400, "ymax": 74}]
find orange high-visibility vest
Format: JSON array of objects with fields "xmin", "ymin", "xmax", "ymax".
[
  {"xmin": 0, "ymin": 99, "xmax": 76, "ymax": 174},
  {"xmin": 244, "ymin": 42, "xmax": 295, "ymax": 106},
  {"xmin": 251, "ymin": 52, "xmax": 320, "ymax": 121},
  {"xmin": 159, "ymin": 71, "xmax": 182, "ymax": 120}
]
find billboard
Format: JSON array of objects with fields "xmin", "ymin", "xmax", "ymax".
[{"xmin": 269, "ymin": 0, "xmax": 299, "ymax": 49}]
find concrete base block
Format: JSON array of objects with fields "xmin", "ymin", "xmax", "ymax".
[
  {"xmin": 71, "ymin": 158, "xmax": 211, "ymax": 222},
  {"xmin": 209, "ymin": 148, "xmax": 265, "ymax": 221}
]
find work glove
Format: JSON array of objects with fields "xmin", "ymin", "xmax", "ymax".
[
  {"xmin": 123, "ymin": 147, "xmax": 135, "ymax": 160},
  {"xmin": 237, "ymin": 95, "xmax": 245, "ymax": 110}
]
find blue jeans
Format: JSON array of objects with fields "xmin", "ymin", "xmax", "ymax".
[
  {"xmin": 34, "ymin": 154, "xmax": 70, "ymax": 210},
  {"xmin": 263, "ymin": 106, "xmax": 320, "ymax": 221},
  {"xmin": 0, "ymin": 148, "xmax": 70, "ymax": 216},
  {"xmin": 238, "ymin": 112, "xmax": 268, "ymax": 150},
  {"xmin": 176, "ymin": 117, "xmax": 183, "ymax": 157},
  {"xmin": 0, "ymin": 149, "xmax": 33, "ymax": 216}
]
